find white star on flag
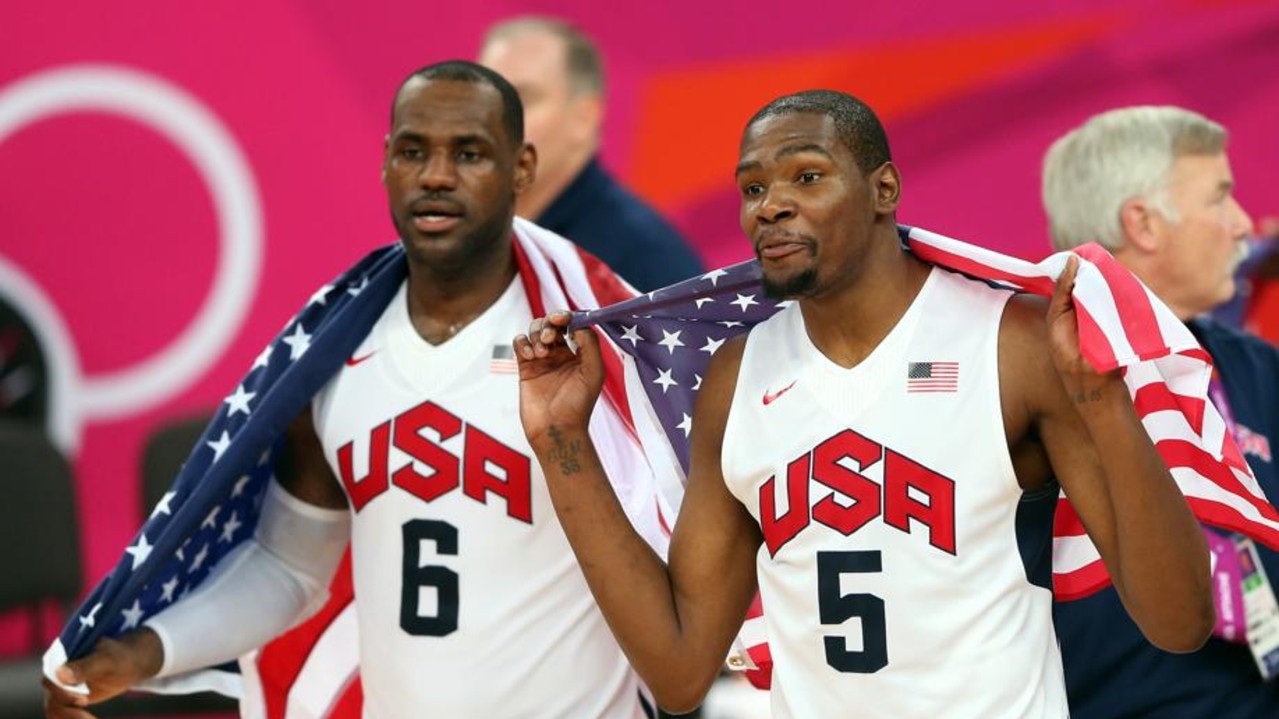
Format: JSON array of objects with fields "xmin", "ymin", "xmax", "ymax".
[
  {"xmin": 719, "ymin": 320, "xmax": 744, "ymax": 328},
  {"xmin": 252, "ymin": 343, "xmax": 274, "ymax": 370},
  {"xmin": 695, "ymin": 297, "xmax": 715, "ymax": 309},
  {"xmin": 308, "ymin": 284, "xmax": 334, "ymax": 306},
  {"xmin": 78, "ymin": 603, "xmax": 102, "ymax": 630},
  {"xmin": 201, "ymin": 506, "xmax": 221, "ymax": 530},
  {"xmin": 620, "ymin": 325, "xmax": 644, "ymax": 346},
  {"xmin": 676, "ymin": 413, "xmax": 693, "ymax": 438},
  {"xmin": 124, "ymin": 534, "xmax": 152, "ymax": 570},
  {"xmin": 224, "ymin": 384, "xmax": 256, "ymax": 417},
  {"xmin": 231, "ymin": 475, "xmax": 251, "ymax": 498},
  {"xmin": 150, "ymin": 491, "xmax": 175, "ymax": 519},
  {"xmin": 121, "ymin": 600, "xmax": 144, "ymax": 631},
  {"xmin": 653, "ymin": 368, "xmax": 678, "ymax": 393},
  {"xmin": 191, "ymin": 544, "xmax": 209, "ymax": 572},
  {"xmin": 160, "ymin": 577, "xmax": 180, "ymax": 603},
  {"xmin": 658, "ymin": 330, "xmax": 685, "ymax": 355},
  {"xmin": 282, "ymin": 323, "xmax": 312, "ymax": 360},
  {"xmin": 702, "ymin": 268, "xmax": 729, "ymax": 286},
  {"xmin": 206, "ymin": 431, "xmax": 232, "ymax": 461},
  {"xmin": 348, "ymin": 276, "xmax": 370, "ymax": 296},
  {"xmin": 220, "ymin": 512, "xmax": 243, "ymax": 543},
  {"xmin": 731, "ymin": 294, "xmax": 759, "ymax": 312},
  {"xmin": 700, "ymin": 336, "xmax": 725, "ymax": 355},
  {"xmin": 693, "ymin": 374, "xmax": 703, "ymax": 391}
]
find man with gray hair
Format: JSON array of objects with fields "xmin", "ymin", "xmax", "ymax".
[
  {"xmin": 479, "ymin": 16, "xmax": 704, "ymax": 291},
  {"xmin": 1044, "ymin": 105, "xmax": 1279, "ymax": 718}
]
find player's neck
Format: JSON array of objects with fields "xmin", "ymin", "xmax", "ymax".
[
  {"xmin": 404, "ymin": 241, "xmax": 518, "ymax": 345},
  {"xmin": 799, "ymin": 245, "xmax": 932, "ymax": 369}
]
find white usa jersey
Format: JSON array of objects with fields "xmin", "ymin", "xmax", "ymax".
[
  {"xmin": 312, "ymin": 278, "xmax": 651, "ymax": 719},
  {"xmin": 722, "ymin": 268, "xmax": 1068, "ymax": 719}
]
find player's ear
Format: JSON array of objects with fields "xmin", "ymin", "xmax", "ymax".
[
  {"xmin": 870, "ymin": 161, "xmax": 901, "ymax": 215},
  {"xmin": 514, "ymin": 142, "xmax": 537, "ymax": 195}
]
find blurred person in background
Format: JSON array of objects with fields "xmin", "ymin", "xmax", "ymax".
[
  {"xmin": 479, "ymin": 16, "xmax": 705, "ymax": 292},
  {"xmin": 1211, "ymin": 216, "xmax": 1279, "ymax": 330},
  {"xmin": 1244, "ymin": 218, "xmax": 1279, "ymax": 343},
  {"xmin": 1043, "ymin": 105, "xmax": 1279, "ymax": 718}
]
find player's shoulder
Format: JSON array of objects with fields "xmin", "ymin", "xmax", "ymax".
[
  {"xmin": 697, "ymin": 335, "xmax": 748, "ymax": 407},
  {"xmin": 998, "ymin": 293, "xmax": 1052, "ymax": 351},
  {"xmin": 709, "ymin": 335, "xmax": 748, "ymax": 381},
  {"xmin": 994, "ymin": 293, "xmax": 1060, "ymax": 420}
]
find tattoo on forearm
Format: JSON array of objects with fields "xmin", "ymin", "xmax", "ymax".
[
  {"xmin": 1073, "ymin": 388, "xmax": 1104, "ymax": 404},
  {"xmin": 547, "ymin": 425, "xmax": 582, "ymax": 476}
]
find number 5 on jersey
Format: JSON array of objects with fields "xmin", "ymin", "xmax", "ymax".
[{"xmin": 818, "ymin": 550, "xmax": 888, "ymax": 673}]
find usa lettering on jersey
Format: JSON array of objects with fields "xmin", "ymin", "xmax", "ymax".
[
  {"xmin": 760, "ymin": 427, "xmax": 957, "ymax": 557},
  {"xmin": 336, "ymin": 399, "xmax": 532, "ymax": 523}
]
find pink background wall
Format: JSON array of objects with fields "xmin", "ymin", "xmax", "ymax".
[{"xmin": 2, "ymin": 0, "xmax": 1277, "ymax": 613}]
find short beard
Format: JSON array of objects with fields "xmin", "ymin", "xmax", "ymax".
[{"xmin": 762, "ymin": 267, "xmax": 818, "ymax": 299}]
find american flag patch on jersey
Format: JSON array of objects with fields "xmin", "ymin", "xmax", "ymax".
[
  {"xmin": 490, "ymin": 344, "xmax": 517, "ymax": 374},
  {"xmin": 907, "ymin": 361, "xmax": 959, "ymax": 393}
]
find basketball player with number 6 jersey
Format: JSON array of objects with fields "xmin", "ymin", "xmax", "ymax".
[
  {"xmin": 42, "ymin": 61, "xmax": 664, "ymax": 719},
  {"xmin": 514, "ymin": 90, "xmax": 1215, "ymax": 718},
  {"xmin": 312, "ymin": 275, "xmax": 649, "ymax": 717}
]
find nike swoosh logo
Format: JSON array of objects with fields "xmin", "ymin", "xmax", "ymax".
[
  {"xmin": 345, "ymin": 350, "xmax": 378, "ymax": 367},
  {"xmin": 762, "ymin": 380, "xmax": 797, "ymax": 406}
]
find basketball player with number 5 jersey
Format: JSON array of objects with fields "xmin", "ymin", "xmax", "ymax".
[{"xmin": 514, "ymin": 90, "xmax": 1215, "ymax": 718}]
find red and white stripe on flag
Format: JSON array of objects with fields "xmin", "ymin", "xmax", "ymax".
[{"xmin": 902, "ymin": 226, "xmax": 1279, "ymax": 600}]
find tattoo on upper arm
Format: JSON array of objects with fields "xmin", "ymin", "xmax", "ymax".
[{"xmin": 547, "ymin": 425, "xmax": 582, "ymax": 476}]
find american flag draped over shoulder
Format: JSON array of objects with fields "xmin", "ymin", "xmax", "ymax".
[
  {"xmin": 43, "ymin": 219, "xmax": 667, "ymax": 716},
  {"xmin": 43, "ymin": 243, "xmax": 406, "ymax": 696},
  {"xmin": 571, "ymin": 223, "xmax": 1279, "ymax": 683}
]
